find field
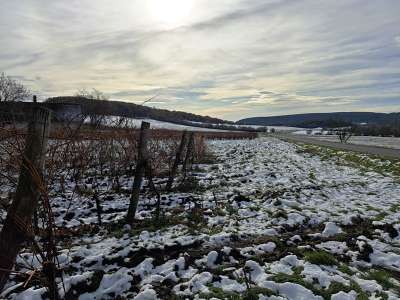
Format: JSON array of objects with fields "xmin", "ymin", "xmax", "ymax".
[
  {"xmin": 1, "ymin": 128, "xmax": 400, "ymax": 299},
  {"xmin": 290, "ymin": 129, "xmax": 400, "ymax": 150},
  {"xmin": 300, "ymin": 135, "xmax": 400, "ymax": 150},
  {"xmin": 105, "ymin": 118, "xmax": 237, "ymax": 132}
]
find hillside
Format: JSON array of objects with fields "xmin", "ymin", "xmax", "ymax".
[
  {"xmin": 46, "ymin": 96, "xmax": 231, "ymax": 125},
  {"xmin": 237, "ymin": 112, "xmax": 400, "ymax": 128}
]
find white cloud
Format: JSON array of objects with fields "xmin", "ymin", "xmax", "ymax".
[{"xmin": 396, "ymin": 36, "xmax": 400, "ymax": 48}]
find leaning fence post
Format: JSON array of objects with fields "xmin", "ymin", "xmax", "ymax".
[
  {"xmin": 166, "ymin": 131, "xmax": 188, "ymax": 192},
  {"xmin": 126, "ymin": 121, "xmax": 150, "ymax": 223},
  {"xmin": 182, "ymin": 132, "xmax": 195, "ymax": 180},
  {"xmin": 0, "ymin": 107, "xmax": 51, "ymax": 291}
]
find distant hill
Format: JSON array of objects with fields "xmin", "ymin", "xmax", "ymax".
[
  {"xmin": 237, "ymin": 112, "xmax": 400, "ymax": 128},
  {"xmin": 46, "ymin": 96, "xmax": 231, "ymax": 125}
]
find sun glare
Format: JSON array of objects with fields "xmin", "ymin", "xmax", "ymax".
[{"xmin": 148, "ymin": 0, "xmax": 193, "ymax": 28}]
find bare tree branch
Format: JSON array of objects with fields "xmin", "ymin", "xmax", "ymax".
[
  {"xmin": 141, "ymin": 94, "xmax": 159, "ymax": 106},
  {"xmin": 0, "ymin": 73, "xmax": 31, "ymax": 102}
]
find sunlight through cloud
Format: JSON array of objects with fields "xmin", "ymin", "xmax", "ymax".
[{"xmin": 146, "ymin": 0, "xmax": 194, "ymax": 29}]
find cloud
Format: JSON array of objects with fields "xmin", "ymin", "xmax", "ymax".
[
  {"xmin": 0, "ymin": 0, "xmax": 399, "ymax": 120},
  {"xmin": 396, "ymin": 36, "xmax": 400, "ymax": 48}
]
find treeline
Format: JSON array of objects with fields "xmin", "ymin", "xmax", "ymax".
[
  {"xmin": 178, "ymin": 121, "xmax": 263, "ymax": 132},
  {"xmin": 299, "ymin": 118, "xmax": 352, "ymax": 128},
  {"xmin": 351, "ymin": 123, "xmax": 400, "ymax": 137},
  {"xmin": 316, "ymin": 118, "xmax": 400, "ymax": 137},
  {"xmin": 299, "ymin": 117, "xmax": 400, "ymax": 137},
  {"xmin": 46, "ymin": 96, "xmax": 231, "ymax": 125},
  {"xmin": 238, "ymin": 112, "xmax": 400, "ymax": 127}
]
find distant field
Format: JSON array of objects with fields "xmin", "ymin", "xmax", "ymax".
[
  {"xmin": 236, "ymin": 125, "xmax": 304, "ymax": 132},
  {"xmin": 121, "ymin": 118, "xmax": 233, "ymax": 132},
  {"xmin": 299, "ymin": 135, "xmax": 400, "ymax": 150},
  {"xmin": 189, "ymin": 122, "xmax": 304, "ymax": 132}
]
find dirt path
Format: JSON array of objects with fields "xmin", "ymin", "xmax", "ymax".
[{"xmin": 275, "ymin": 134, "xmax": 400, "ymax": 160}]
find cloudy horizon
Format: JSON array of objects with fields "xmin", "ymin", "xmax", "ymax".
[{"xmin": 1, "ymin": 0, "xmax": 399, "ymax": 120}]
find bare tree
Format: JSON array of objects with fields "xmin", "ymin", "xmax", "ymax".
[
  {"xmin": 75, "ymin": 88, "xmax": 107, "ymax": 101},
  {"xmin": 0, "ymin": 72, "xmax": 30, "ymax": 102},
  {"xmin": 336, "ymin": 128, "xmax": 353, "ymax": 143},
  {"xmin": 75, "ymin": 89, "xmax": 107, "ymax": 128}
]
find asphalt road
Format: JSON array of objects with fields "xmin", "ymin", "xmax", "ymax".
[{"xmin": 274, "ymin": 134, "xmax": 400, "ymax": 160}]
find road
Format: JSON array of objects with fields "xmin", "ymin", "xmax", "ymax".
[{"xmin": 274, "ymin": 134, "xmax": 400, "ymax": 160}]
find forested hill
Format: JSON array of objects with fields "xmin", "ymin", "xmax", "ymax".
[
  {"xmin": 237, "ymin": 112, "xmax": 400, "ymax": 128},
  {"xmin": 46, "ymin": 96, "xmax": 230, "ymax": 125}
]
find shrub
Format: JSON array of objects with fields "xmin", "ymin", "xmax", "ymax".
[{"xmin": 303, "ymin": 250, "xmax": 338, "ymax": 266}]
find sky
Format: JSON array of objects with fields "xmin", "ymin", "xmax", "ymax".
[{"xmin": 0, "ymin": 0, "xmax": 399, "ymax": 121}]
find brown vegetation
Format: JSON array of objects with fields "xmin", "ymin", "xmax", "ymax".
[{"xmin": 0, "ymin": 105, "xmax": 256, "ymax": 297}]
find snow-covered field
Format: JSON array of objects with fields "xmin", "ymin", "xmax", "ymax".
[
  {"xmin": 236, "ymin": 125, "xmax": 304, "ymax": 132},
  {"xmin": 2, "ymin": 137, "xmax": 400, "ymax": 299},
  {"xmin": 292, "ymin": 134, "xmax": 400, "ymax": 150},
  {"xmin": 105, "ymin": 117, "xmax": 233, "ymax": 132},
  {"xmin": 188, "ymin": 121, "xmax": 304, "ymax": 133}
]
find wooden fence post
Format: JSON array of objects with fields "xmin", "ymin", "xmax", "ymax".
[
  {"xmin": 0, "ymin": 107, "xmax": 51, "ymax": 291},
  {"xmin": 198, "ymin": 135, "xmax": 205, "ymax": 158},
  {"xmin": 126, "ymin": 121, "xmax": 150, "ymax": 223},
  {"xmin": 166, "ymin": 131, "xmax": 188, "ymax": 192},
  {"xmin": 182, "ymin": 132, "xmax": 195, "ymax": 180},
  {"xmin": 93, "ymin": 192, "xmax": 102, "ymax": 226}
]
